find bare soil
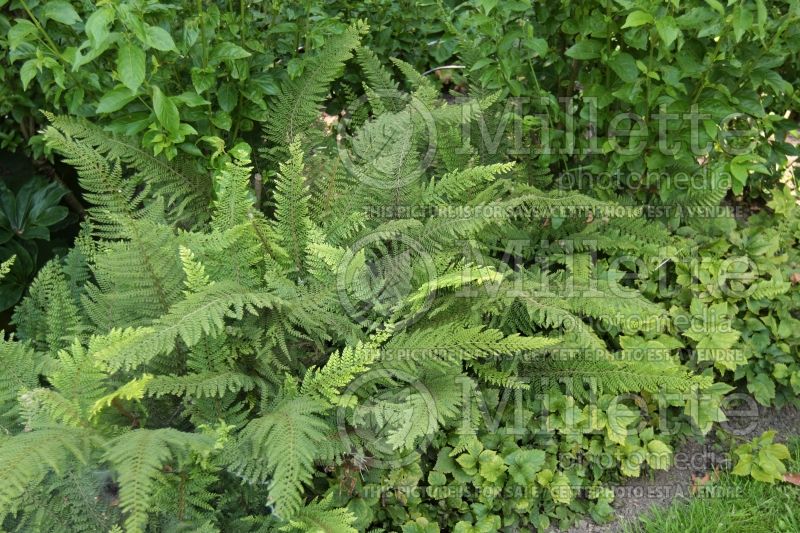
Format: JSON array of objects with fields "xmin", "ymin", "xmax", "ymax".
[{"xmin": 562, "ymin": 404, "xmax": 800, "ymax": 533}]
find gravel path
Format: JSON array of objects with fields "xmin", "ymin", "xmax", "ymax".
[{"xmin": 562, "ymin": 404, "xmax": 800, "ymax": 533}]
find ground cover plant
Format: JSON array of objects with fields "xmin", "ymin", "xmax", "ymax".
[
  {"xmin": 0, "ymin": 1, "xmax": 799, "ymax": 532},
  {"xmin": 623, "ymin": 436, "xmax": 800, "ymax": 533}
]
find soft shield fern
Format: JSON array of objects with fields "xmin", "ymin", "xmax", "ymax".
[{"xmin": 0, "ymin": 35, "xmax": 713, "ymax": 533}]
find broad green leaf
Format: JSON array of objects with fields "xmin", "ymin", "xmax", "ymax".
[
  {"xmin": 20, "ymin": 59, "xmax": 38, "ymax": 90},
  {"xmin": 209, "ymin": 42, "xmax": 251, "ymax": 64},
  {"xmin": 174, "ymin": 92, "xmax": 210, "ymax": 107},
  {"xmin": 646, "ymin": 440, "xmax": 672, "ymax": 470},
  {"xmin": 655, "ymin": 17, "xmax": 680, "ymax": 47},
  {"xmin": 756, "ymin": 0, "xmax": 767, "ymax": 37},
  {"xmin": 96, "ymin": 87, "xmax": 137, "ymax": 113},
  {"xmin": 428, "ymin": 470, "xmax": 446, "ymax": 486},
  {"xmin": 479, "ymin": 0, "xmax": 498, "ymax": 14},
  {"xmin": 526, "ymin": 37, "xmax": 548, "ymax": 57},
  {"xmin": 287, "ymin": 58, "xmax": 304, "ymax": 78},
  {"xmin": 565, "ymin": 39, "xmax": 603, "ymax": 60},
  {"xmin": 549, "ymin": 472, "xmax": 573, "ymax": 504},
  {"xmin": 732, "ymin": 453, "xmax": 753, "ymax": 476},
  {"xmin": 620, "ymin": 452, "xmax": 643, "ymax": 477},
  {"xmin": 622, "ymin": 10, "xmax": 654, "ymax": 28},
  {"xmin": 747, "ymin": 373, "xmax": 776, "ymax": 405},
  {"xmin": 217, "ymin": 83, "xmax": 238, "ymax": 113},
  {"xmin": 210, "ymin": 111, "xmax": 232, "ymax": 131},
  {"xmin": 44, "ymin": 1, "xmax": 81, "ymax": 25},
  {"xmin": 608, "ymin": 52, "xmax": 638, "ymax": 82},
  {"xmin": 152, "ymin": 86, "xmax": 180, "ymax": 135},
  {"xmin": 85, "ymin": 6, "xmax": 115, "ymax": 45},
  {"xmin": 764, "ymin": 442, "xmax": 790, "ymax": 461},
  {"xmin": 506, "ymin": 449, "xmax": 546, "ymax": 485},
  {"xmin": 456, "ymin": 452, "xmax": 478, "ymax": 475},
  {"xmin": 8, "ymin": 20, "xmax": 37, "ymax": 50},
  {"xmin": 606, "ymin": 402, "xmax": 640, "ymax": 444},
  {"xmin": 190, "ymin": 67, "xmax": 215, "ymax": 94},
  {"xmin": 477, "ymin": 450, "xmax": 506, "ymax": 482},
  {"xmin": 750, "ymin": 464, "xmax": 776, "ymax": 482},
  {"xmin": 705, "ymin": 0, "xmax": 725, "ymax": 14},
  {"xmin": 117, "ymin": 3, "xmax": 147, "ymax": 42},
  {"xmin": 732, "ymin": 5, "xmax": 753, "ymax": 43},
  {"xmin": 145, "ymin": 25, "xmax": 177, "ymax": 51},
  {"xmin": 118, "ymin": 43, "xmax": 146, "ymax": 91}
]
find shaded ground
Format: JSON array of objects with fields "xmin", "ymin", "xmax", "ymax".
[
  {"xmin": 564, "ymin": 404, "xmax": 800, "ymax": 533},
  {"xmin": 564, "ymin": 131, "xmax": 800, "ymax": 533}
]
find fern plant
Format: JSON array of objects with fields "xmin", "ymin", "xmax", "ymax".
[{"xmin": 0, "ymin": 28, "xmax": 711, "ymax": 532}]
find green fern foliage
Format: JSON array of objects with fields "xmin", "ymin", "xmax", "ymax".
[
  {"xmin": 272, "ymin": 140, "xmax": 311, "ymax": 271},
  {"xmin": 103, "ymin": 429, "xmax": 213, "ymax": 533},
  {"xmin": 0, "ymin": 427, "xmax": 93, "ymax": 514},
  {"xmin": 227, "ymin": 397, "xmax": 330, "ymax": 518},
  {"xmin": 0, "ymin": 36, "xmax": 718, "ymax": 533},
  {"xmin": 264, "ymin": 21, "xmax": 368, "ymax": 146},
  {"xmin": 0, "ymin": 256, "xmax": 13, "ymax": 280}
]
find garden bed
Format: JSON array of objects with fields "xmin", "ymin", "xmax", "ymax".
[{"xmin": 567, "ymin": 402, "xmax": 800, "ymax": 532}]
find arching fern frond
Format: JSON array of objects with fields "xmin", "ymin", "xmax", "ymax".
[
  {"xmin": 264, "ymin": 21, "xmax": 368, "ymax": 147},
  {"xmin": 285, "ymin": 497, "xmax": 358, "ymax": 533},
  {"xmin": 90, "ymin": 281, "xmax": 282, "ymax": 372},
  {"xmin": 0, "ymin": 426, "xmax": 94, "ymax": 513},
  {"xmin": 226, "ymin": 396, "xmax": 331, "ymax": 519},
  {"xmin": 103, "ymin": 428, "xmax": 213, "ymax": 533},
  {"xmin": 43, "ymin": 113, "xmax": 209, "ymax": 226},
  {"xmin": 272, "ymin": 140, "xmax": 311, "ymax": 272}
]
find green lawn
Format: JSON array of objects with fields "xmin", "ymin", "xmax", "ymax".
[{"xmin": 623, "ymin": 438, "xmax": 800, "ymax": 533}]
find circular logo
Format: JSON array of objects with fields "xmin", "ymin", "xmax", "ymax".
[
  {"xmin": 336, "ymin": 231, "xmax": 437, "ymax": 329},
  {"xmin": 336, "ymin": 89, "xmax": 437, "ymax": 190},
  {"xmin": 336, "ymin": 367, "xmax": 438, "ymax": 469}
]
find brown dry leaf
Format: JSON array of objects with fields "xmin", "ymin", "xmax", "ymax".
[
  {"xmin": 690, "ymin": 473, "xmax": 710, "ymax": 494},
  {"xmin": 783, "ymin": 473, "xmax": 800, "ymax": 486},
  {"xmin": 690, "ymin": 468, "xmax": 720, "ymax": 494},
  {"xmin": 790, "ymin": 272, "xmax": 800, "ymax": 285}
]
